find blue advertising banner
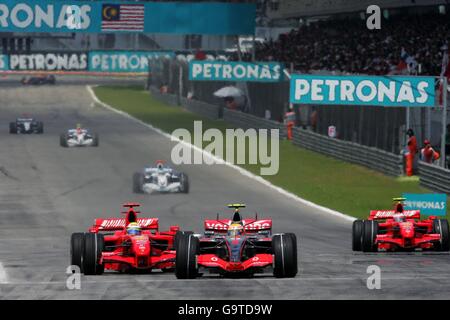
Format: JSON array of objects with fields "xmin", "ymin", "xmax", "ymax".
[
  {"xmin": 290, "ymin": 75, "xmax": 436, "ymax": 107},
  {"xmin": 0, "ymin": 1, "xmax": 255, "ymax": 35},
  {"xmin": 189, "ymin": 61, "xmax": 283, "ymax": 83},
  {"xmin": 403, "ymin": 193, "xmax": 447, "ymax": 216},
  {"xmin": 9, "ymin": 52, "xmax": 88, "ymax": 71},
  {"xmin": 0, "ymin": 55, "xmax": 8, "ymax": 71},
  {"xmin": 89, "ymin": 51, "xmax": 173, "ymax": 73}
]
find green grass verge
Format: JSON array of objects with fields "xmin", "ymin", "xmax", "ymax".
[{"xmin": 94, "ymin": 85, "xmax": 449, "ymax": 219}]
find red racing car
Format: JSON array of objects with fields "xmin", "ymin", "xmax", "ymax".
[
  {"xmin": 174, "ymin": 204, "xmax": 298, "ymax": 279},
  {"xmin": 353, "ymin": 198, "xmax": 450, "ymax": 252},
  {"xmin": 70, "ymin": 202, "xmax": 184, "ymax": 275}
]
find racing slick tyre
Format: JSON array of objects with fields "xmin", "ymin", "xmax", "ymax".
[
  {"xmin": 37, "ymin": 122, "xmax": 44, "ymax": 134},
  {"xmin": 133, "ymin": 172, "xmax": 144, "ymax": 194},
  {"xmin": 174, "ymin": 231, "xmax": 194, "ymax": 250},
  {"xmin": 180, "ymin": 173, "xmax": 189, "ymax": 193},
  {"xmin": 432, "ymin": 219, "xmax": 450, "ymax": 251},
  {"xmin": 9, "ymin": 122, "xmax": 17, "ymax": 134},
  {"xmin": 352, "ymin": 220, "xmax": 364, "ymax": 251},
  {"xmin": 82, "ymin": 233, "xmax": 105, "ymax": 275},
  {"xmin": 362, "ymin": 220, "xmax": 378, "ymax": 252},
  {"xmin": 272, "ymin": 233, "xmax": 298, "ymax": 278},
  {"xmin": 60, "ymin": 134, "xmax": 68, "ymax": 147},
  {"xmin": 92, "ymin": 133, "xmax": 99, "ymax": 147},
  {"xmin": 70, "ymin": 233, "xmax": 85, "ymax": 273},
  {"xmin": 175, "ymin": 234, "xmax": 199, "ymax": 279}
]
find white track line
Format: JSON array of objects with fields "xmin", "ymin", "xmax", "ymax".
[
  {"xmin": 87, "ymin": 86, "xmax": 355, "ymax": 222},
  {"xmin": 0, "ymin": 262, "xmax": 9, "ymax": 284}
]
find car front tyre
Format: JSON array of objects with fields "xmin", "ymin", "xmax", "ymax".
[
  {"xmin": 70, "ymin": 232, "xmax": 85, "ymax": 273},
  {"xmin": 362, "ymin": 220, "xmax": 378, "ymax": 252},
  {"xmin": 433, "ymin": 219, "xmax": 450, "ymax": 251},
  {"xmin": 82, "ymin": 233, "xmax": 104, "ymax": 275},
  {"xmin": 272, "ymin": 233, "xmax": 298, "ymax": 278},
  {"xmin": 352, "ymin": 220, "xmax": 364, "ymax": 251},
  {"xmin": 175, "ymin": 234, "xmax": 199, "ymax": 279},
  {"xmin": 9, "ymin": 122, "xmax": 17, "ymax": 134},
  {"xmin": 133, "ymin": 172, "xmax": 144, "ymax": 194}
]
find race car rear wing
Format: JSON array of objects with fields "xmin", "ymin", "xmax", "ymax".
[
  {"xmin": 204, "ymin": 219, "xmax": 272, "ymax": 233},
  {"xmin": 369, "ymin": 210, "xmax": 420, "ymax": 220},
  {"xmin": 90, "ymin": 218, "xmax": 159, "ymax": 232}
]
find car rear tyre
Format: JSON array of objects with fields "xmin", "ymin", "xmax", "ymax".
[
  {"xmin": 352, "ymin": 220, "xmax": 364, "ymax": 251},
  {"xmin": 180, "ymin": 173, "xmax": 189, "ymax": 193},
  {"xmin": 433, "ymin": 219, "xmax": 450, "ymax": 251},
  {"xmin": 82, "ymin": 233, "xmax": 104, "ymax": 275},
  {"xmin": 133, "ymin": 172, "xmax": 144, "ymax": 193},
  {"xmin": 362, "ymin": 220, "xmax": 378, "ymax": 252},
  {"xmin": 9, "ymin": 122, "xmax": 17, "ymax": 134},
  {"xmin": 272, "ymin": 233, "xmax": 298, "ymax": 278},
  {"xmin": 70, "ymin": 232, "xmax": 85, "ymax": 273},
  {"xmin": 175, "ymin": 234, "xmax": 199, "ymax": 279}
]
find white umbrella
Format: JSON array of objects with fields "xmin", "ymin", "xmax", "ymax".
[{"xmin": 214, "ymin": 86, "xmax": 244, "ymax": 98}]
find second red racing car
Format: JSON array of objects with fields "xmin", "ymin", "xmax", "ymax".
[
  {"xmin": 353, "ymin": 198, "xmax": 450, "ymax": 252},
  {"xmin": 70, "ymin": 202, "xmax": 186, "ymax": 275}
]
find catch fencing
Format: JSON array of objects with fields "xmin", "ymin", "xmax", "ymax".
[
  {"xmin": 223, "ymin": 109, "xmax": 287, "ymax": 138},
  {"xmin": 148, "ymin": 57, "xmax": 422, "ymax": 154}
]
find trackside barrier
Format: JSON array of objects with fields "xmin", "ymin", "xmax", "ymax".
[
  {"xmin": 418, "ymin": 161, "xmax": 450, "ymax": 194},
  {"xmin": 292, "ymin": 127, "xmax": 403, "ymax": 176},
  {"xmin": 223, "ymin": 109, "xmax": 287, "ymax": 139},
  {"xmin": 149, "ymin": 87, "xmax": 179, "ymax": 107},
  {"xmin": 181, "ymin": 98, "xmax": 220, "ymax": 120},
  {"xmin": 149, "ymin": 87, "xmax": 220, "ymax": 120},
  {"xmin": 149, "ymin": 87, "xmax": 286, "ymax": 137}
]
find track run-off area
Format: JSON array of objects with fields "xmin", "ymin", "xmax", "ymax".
[{"xmin": 0, "ymin": 81, "xmax": 449, "ymax": 299}]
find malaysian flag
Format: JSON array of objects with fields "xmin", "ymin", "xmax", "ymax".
[{"xmin": 101, "ymin": 4, "xmax": 144, "ymax": 32}]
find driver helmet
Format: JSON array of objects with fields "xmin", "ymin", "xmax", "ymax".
[
  {"xmin": 126, "ymin": 222, "xmax": 141, "ymax": 236},
  {"xmin": 76, "ymin": 123, "xmax": 82, "ymax": 134},
  {"xmin": 156, "ymin": 161, "xmax": 164, "ymax": 170},
  {"xmin": 227, "ymin": 222, "xmax": 244, "ymax": 238}
]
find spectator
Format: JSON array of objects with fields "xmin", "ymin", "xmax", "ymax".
[
  {"xmin": 232, "ymin": 12, "xmax": 450, "ymax": 77},
  {"xmin": 420, "ymin": 139, "xmax": 440, "ymax": 164},
  {"xmin": 224, "ymin": 96, "xmax": 238, "ymax": 110},
  {"xmin": 405, "ymin": 129, "xmax": 418, "ymax": 176}
]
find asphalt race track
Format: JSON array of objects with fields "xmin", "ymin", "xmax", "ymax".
[{"xmin": 0, "ymin": 81, "xmax": 449, "ymax": 299}]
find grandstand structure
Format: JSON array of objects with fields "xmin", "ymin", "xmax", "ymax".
[{"xmin": 266, "ymin": 0, "xmax": 447, "ymax": 23}]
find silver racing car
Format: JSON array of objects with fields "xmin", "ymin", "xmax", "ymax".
[
  {"xmin": 60, "ymin": 125, "xmax": 99, "ymax": 147},
  {"xmin": 133, "ymin": 161, "xmax": 189, "ymax": 194},
  {"xmin": 10, "ymin": 117, "xmax": 44, "ymax": 134}
]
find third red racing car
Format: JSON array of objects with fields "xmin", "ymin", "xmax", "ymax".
[
  {"xmin": 353, "ymin": 198, "xmax": 450, "ymax": 252},
  {"xmin": 174, "ymin": 204, "xmax": 298, "ymax": 279},
  {"xmin": 70, "ymin": 202, "xmax": 185, "ymax": 275}
]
